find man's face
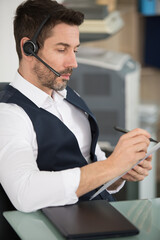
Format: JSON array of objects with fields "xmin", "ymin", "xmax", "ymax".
[{"xmin": 32, "ymin": 23, "xmax": 80, "ymax": 93}]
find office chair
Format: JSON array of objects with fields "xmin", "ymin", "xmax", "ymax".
[
  {"xmin": 0, "ymin": 82, "xmax": 9, "ymax": 91},
  {"xmin": 0, "ymin": 82, "xmax": 20, "ymax": 239}
]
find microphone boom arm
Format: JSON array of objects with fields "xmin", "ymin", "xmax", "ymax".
[{"xmin": 30, "ymin": 49, "xmax": 61, "ymax": 77}]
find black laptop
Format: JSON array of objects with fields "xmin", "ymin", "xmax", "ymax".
[{"xmin": 42, "ymin": 200, "xmax": 139, "ymax": 239}]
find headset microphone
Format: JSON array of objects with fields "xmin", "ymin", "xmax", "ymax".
[{"xmin": 23, "ymin": 15, "xmax": 61, "ymax": 77}]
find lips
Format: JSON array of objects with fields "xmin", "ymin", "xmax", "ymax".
[{"xmin": 61, "ymin": 74, "xmax": 71, "ymax": 80}]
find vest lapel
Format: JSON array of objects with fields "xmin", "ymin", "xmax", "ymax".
[{"xmin": 66, "ymin": 86, "xmax": 99, "ymax": 162}]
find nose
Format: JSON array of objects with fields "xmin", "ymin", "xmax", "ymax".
[{"xmin": 64, "ymin": 51, "xmax": 78, "ymax": 69}]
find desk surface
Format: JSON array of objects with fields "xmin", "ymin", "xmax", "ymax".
[{"xmin": 3, "ymin": 198, "xmax": 160, "ymax": 240}]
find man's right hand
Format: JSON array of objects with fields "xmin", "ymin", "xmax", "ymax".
[
  {"xmin": 109, "ymin": 128, "xmax": 151, "ymax": 175},
  {"xmin": 76, "ymin": 128, "xmax": 151, "ymax": 198}
]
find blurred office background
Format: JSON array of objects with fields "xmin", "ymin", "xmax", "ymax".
[{"xmin": 1, "ymin": 0, "xmax": 160, "ymax": 201}]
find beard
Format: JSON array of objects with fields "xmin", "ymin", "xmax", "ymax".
[{"xmin": 33, "ymin": 61, "xmax": 73, "ymax": 91}]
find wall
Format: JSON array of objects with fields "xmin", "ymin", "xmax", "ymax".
[{"xmin": 0, "ymin": 0, "xmax": 23, "ymax": 82}]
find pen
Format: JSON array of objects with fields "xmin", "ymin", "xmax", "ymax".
[{"xmin": 114, "ymin": 126, "xmax": 159, "ymax": 143}]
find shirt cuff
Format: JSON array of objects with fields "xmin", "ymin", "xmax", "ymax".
[
  {"xmin": 61, "ymin": 167, "xmax": 80, "ymax": 204},
  {"xmin": 107, "ymin": 180, "xmax": 126, "ymax": 194}
]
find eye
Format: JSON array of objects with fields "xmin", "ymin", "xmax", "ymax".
[{"xmin": 58, "ymin": 49, "xmax": 65, "ymax": 52}]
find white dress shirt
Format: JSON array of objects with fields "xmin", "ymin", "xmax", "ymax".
[{"xmin": 0, "ymin": 72, "xmax": 124, "ymax": 212}]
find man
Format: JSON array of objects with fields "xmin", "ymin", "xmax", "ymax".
[{"xmin": 0, "ymin": 0, "xmax": 152, "ymax": 213}]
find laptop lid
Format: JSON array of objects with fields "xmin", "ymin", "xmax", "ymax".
[{"xmin": 42, "ymin": 200, "xmax": 139, "ymax": 239}]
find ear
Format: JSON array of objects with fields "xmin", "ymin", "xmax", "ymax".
[{"xmin": 20, "ymin": 37, "xmax": 33, "ymax": 61}]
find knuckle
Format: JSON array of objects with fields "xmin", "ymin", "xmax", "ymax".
[
  {"xmin": 135, "ymin": 128, "xmax": 141, "ymax": 133},
  {"xmin": 141, "ymin": 152, "xmax": 146, "ymax": 159},
  {"xmin": 140, "ymin": 176, "xmax": 145, "ymax": 181},
  {"xmin": 120, "ymin": 134, "xmax": 125, "ymax": 141},
  {"xmin": 119, "ymin": 135, "xmax": 127, "ymax": 146},
  {"xmin": 148, "ymin": 164, "xmax": 152, "ymax": 170}
]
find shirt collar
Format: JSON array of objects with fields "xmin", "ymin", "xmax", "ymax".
[{"xmin": 10, "ymin": 72, "xmax": 67, "ymax": 108}]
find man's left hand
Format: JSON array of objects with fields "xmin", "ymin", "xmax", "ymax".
[{"xmin": 122, "ymin": 155, "xmax": 152, "ymax": 182}]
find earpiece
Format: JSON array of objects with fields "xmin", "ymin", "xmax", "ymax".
[
  {"xmin": 22, "ymin": 15, "xmax": 61, "ymax": 77},
  {"xmin": 23, "ymin": 40, "xmax": 38, "ymax": 56}
]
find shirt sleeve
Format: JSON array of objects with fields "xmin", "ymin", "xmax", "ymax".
[{"xmin": 0, "ymin": 103, "xmax": 80, "ymax": 212}]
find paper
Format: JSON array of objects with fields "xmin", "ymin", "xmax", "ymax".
[{"xmin": 90, "ymin": 142, "xmax": 160, "ymax": 200}]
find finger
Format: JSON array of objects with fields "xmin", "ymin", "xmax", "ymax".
[
  {"xmin": 122, "ymin": 172, "xmax": 142, "ymax": 182},
  {"xmin": 132, "ymin": 165, "xmax": 149, "ymax": 176},
  {"xmin": 138, "ymin": 159, "xmax": 152, "ymax": 170},
  {"xmin": 119, "ymin": 134, "xmax": 150, "ymax": 149},
  {"xmin": 142, "ymin": 154, "xmax": 152, "ymax": 162},
  {"xmin": 123, "ymin": 128, "xmax": 151, "ymax": 139},
  {"xmin": 134, "ymin": 149, "xmax": 147, "ymax": 161},
  {"xmin": 125, "ymin": 169, "xmax": 146, "ymax": 181},
  {"xmin": 134, "ymin": 141, "xmax": 149, "ymax": 153},
  {"xmin": 133, "ymin": 135, "xmax": 150, "ymax": 147}
]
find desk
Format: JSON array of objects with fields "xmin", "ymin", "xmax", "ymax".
[{"xmin": 3, "ymin": 198, "xmax": 160, "ymax": 240}]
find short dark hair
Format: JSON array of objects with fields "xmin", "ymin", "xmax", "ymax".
[{"xmin": 14, "ymin": 0, "xmax": 84, "ymax": 60}]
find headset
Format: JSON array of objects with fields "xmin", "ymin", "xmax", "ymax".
[{"xmin": 23, "ymin": 15, "xmax": 61, "ymax": 77}]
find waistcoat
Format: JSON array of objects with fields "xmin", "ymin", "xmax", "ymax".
[{"xmin": 0, "ymin": 85, "xmax": 115, "ymax": 201}]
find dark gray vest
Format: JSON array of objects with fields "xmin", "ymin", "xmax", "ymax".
[{"xmin": 0, "ymin": 85, "xmax": 115, "ymax": 201}]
